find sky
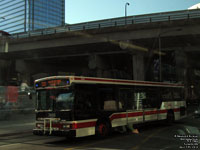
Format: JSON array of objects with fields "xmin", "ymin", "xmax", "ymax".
[{"xmin": 65, "ymin": 0, "xmax": 200, "ymax": 24}]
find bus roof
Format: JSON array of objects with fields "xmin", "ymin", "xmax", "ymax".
[{"xmin": 35, "ymin": 76, "xmax": 184, "ymax": 88}]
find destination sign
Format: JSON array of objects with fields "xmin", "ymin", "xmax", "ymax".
[{"xmin": 35, "ymin": 79, "xmax": 70, "ymax": 88}]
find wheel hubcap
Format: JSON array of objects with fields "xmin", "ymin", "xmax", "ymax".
[{"xmin": 98, "ymin": 124, "xmax": 107, "ymax": 135}]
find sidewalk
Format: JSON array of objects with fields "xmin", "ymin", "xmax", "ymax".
[{"xmin": 0, "ymin": 113, "xmax": 35, "ymax": 136}]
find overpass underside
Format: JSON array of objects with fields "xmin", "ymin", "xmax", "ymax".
[
  {"xmin": 2, "ymin": 35, "xmax": 199, "ymax": 82},
  {"xmin": 1, "ymin": 42, "xmax": 134, "ymax": 84},
  {"xmin": 1, "ymin": 33, "xmax": 198, "ymax": 85}
]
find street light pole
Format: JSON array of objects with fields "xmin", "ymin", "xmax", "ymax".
[
  {"xmin": 125, "ymin": 2, "xmax": 130, "ymax": 25},
  {"xmin": 158, "ymin": 35, "xmax": 162, "ymax": 81}
]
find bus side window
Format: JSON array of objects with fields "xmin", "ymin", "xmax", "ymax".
[
  {"xmin": 172, "ymin": 88, "xmax": 182, "ymax": 101},
  {"xmin": 144, "ymin": 87, "xmax": 160, "ymax": 108},
  {"xmin": 119, "ymin": 88, "xmax": 134, "ymax": 110},
  {"xmin": 104, "ymin": 99, "xmax": 117, "ymax": 111},
  {"xmin": 119, "ymin": 89, "xmax": 126, "ymax": 110},
  {"xmin": 98, "ymin": 87, "xmax": 116, "ymax": 111},
  {"xmin": 161, "ymin": 88, "xmax": 173, "ymax": 101},
  {"xmin": 134, "ymin": 88, "xmax": 146, "ymax": 110},
  {"xmin": 75, "ymin": 85, "xmax": 97, "ymax": 112}
]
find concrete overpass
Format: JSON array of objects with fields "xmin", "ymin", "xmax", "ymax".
[
  {"xmin": 1, "ymin": 9, "xmax": 199, "ymax": 55},
  {"xmin": 0, "ymin": 9, "xmax": 200, "ymax": 99}
]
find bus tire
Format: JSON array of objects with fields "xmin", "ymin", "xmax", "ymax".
[
  {"xmin": 96, "ymin": 121, "xmax": 110, "ymax": 138},
  {"xmin": 167, "ymin": 110, "xmax": 175, "ymax": 124}
]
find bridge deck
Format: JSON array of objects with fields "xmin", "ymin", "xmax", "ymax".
[{"xmin": 11, "ymin": 9, "xmax": 200, "ymax": 39}]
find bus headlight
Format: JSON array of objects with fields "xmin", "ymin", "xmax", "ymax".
[
  {"xmin": 63, "ymin": 124, "xmax": 70, "ymax": 129},
  {"xmin": 194, "ymin": 110, "xmax": 199, "ymax": 114},
  {"xmin": 36, "ymin": 123, "xmax": 44, "ymax": 128}
]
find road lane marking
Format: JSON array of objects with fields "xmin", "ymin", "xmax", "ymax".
[
  {"xmin": 131, "ymin": 127, "xmax": 168, "ymax": 150},
  {"xmin": 0, "ymin": 143, "xmax": 21, "ymax": 148},
  {"xmin": 64, "ymin": 134, "xmax": 130, "ymax": 150},
  {"xmin": 64, "ymin": 139, "xmax": 112, "ymax": 150},
  {"xmin": 0, "ymin": 122, "xmax": 34, "ymax": 128}
]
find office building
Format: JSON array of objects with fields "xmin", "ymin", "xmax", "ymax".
[{"xmin": 0, "ymin": 0, "xmax": 65, "ymax": 33}]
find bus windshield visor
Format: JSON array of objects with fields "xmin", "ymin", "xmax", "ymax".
[{"xmin": 37, "ymin": 89, "xmax": 74, "ymax": 111}]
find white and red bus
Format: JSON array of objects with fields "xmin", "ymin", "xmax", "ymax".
[{"xmin": 33, "ymin": 76, "xmax": 186, "ymax": 138}]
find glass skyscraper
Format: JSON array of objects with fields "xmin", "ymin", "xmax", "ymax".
[{"xmin": 0, "ymin": 0, "xmax": 65, "ymax": 34}]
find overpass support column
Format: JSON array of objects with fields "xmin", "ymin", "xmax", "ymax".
[
  {"xmin": 0, "ymin": 59, "xmax": 9, "ymax": 85},
  {"xmin": 0, "ymin": 36, "xmax": 9, "ymax": 53},
  {"xmin": 15, "ymin": 60, "xmax": 30, "ymax": 85},
  {"xmin": 175, "ymin": 50, "xmax": 187, "ymax": 83},
  {"xmin": 88, "ymin": 54, "xmax": 107, "ymax": 77},
  {"xmin": 132, "ymin": 54, "xmax": 145, "ymax": 81}
]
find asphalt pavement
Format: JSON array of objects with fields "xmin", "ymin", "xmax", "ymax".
[
  {"xmin": 0, "ymin": 107, "xmax": 200, "ymax": 150},
  {"xmin": 0, "ymin": 113, "xmax": 35, "ymax": 136}
]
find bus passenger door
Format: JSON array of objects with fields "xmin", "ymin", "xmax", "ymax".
[
  {"xmin": 142, "ymin": 88, "xmax": 159, "ymax": 122},
  {"xmin": 119, "ymin": 88, "xmax": 139, "ymax": 125},
  {"xmin": 133, "ymin": 91, "xmax": 145, "ymax": 123}
]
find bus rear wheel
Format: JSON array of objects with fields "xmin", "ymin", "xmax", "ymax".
[
  {"xmin": 96, "ymin": 121, "xmax": 110, "ymax": 138},
  {"xmin": 167, "ymin": 110, "xmax": 175, "ymax": 124}
]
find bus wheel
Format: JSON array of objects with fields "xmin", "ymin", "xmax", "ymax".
[
  {"xmin": 167, "ymin": 110, "xmax": 175, "ymax": 124},
  {"xmin": 96, "ymin": 121, "xmax": 110, "ymax": 138}
]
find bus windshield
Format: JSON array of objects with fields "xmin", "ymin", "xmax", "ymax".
[{"xmin": 37, "ymin": 89, "xmax": 74, "ymax": 111}]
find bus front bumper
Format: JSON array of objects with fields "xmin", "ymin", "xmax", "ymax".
[{"xmin": 33, "ymin": 128, "xmax": 76, "ymax": 137}]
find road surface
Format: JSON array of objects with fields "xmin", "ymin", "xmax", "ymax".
[{"xmin": 0, "ymin": 112, "xmax": 199, "ymax": 150}]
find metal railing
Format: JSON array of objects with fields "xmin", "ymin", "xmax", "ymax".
[{"xmin": 11, "ymin": 9, "xmax": 200, "ymax": 39}]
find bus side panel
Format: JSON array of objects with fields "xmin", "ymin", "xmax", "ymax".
[
  {"xmin": 174, "ymin": 110, "xmax": 181, "ymax": 120},
  {"xmin": 127, "ymin": 111, "xmax": 143, "ymax": 124},
  {"xmin": 159, "ymin": 101, "xmax": 186, "ymax": 121},
  {"xmin": 144, "ymin": 108, "xmax": 158, "ymax": 122},
  {"xmin": 76, "ymin": 127, "xmax": 96, "ymax": 137},
  {"xmin": 111, "ymin": 118, "xmax": 127, "ymax": 127},
  {"xmin": 158, "ymin": 109, "xmax": 167, "ymax": 120},
  {"xmin": 110, "ymin": 111, "xmax": 144, "ymax": 127},
  {"xmin": 70, "ymin": 119, "xmax": 97, "ymax": 137},
  {"xmin": 175, "ymin": 101, "xmax": 187, "ymax": 120},
  {"xmin": 109, "ymin": 112, "xmax": 127, "ymax": 127}
]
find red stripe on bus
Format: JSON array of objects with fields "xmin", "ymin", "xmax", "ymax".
[
  {"xmin": 67, "ymin": 109, "xmax": 180, "ymax": 129},
  {"xmin": 110, "ymin": 109, "xmax": 169, "ymax": 121},
  {"xmin": 174, "ymin": 108, "xmax": 180, "ymax": 112},
  {"xmin": 144, "ymin": 110, "xmax": 158, "ymax": 115},
  {"xmin": 110, "ymin": 112, "xmax": 143, "ymax": 121},
  {"xmin": 159, "ymin": 110, "xmax": 168, "ymax": 113},
  {"xmin": 110, "ymin": 113, "xmax": 127, "ymax": 121},
  {"xmin": 72, "ymin": 121, "xmax": 96, "ymax": 129},
  {"xmin": 128, "ymin": 112, "xmax": 143, "ymax": 117},
  {"xmin": 74, "ymin": 77, "xmax": 183, "ymax": 87}
]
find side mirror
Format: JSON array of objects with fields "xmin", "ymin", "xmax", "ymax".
[{"xmin": 28, "ymin": 92, "xmax": 32, "ymax": 100}]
